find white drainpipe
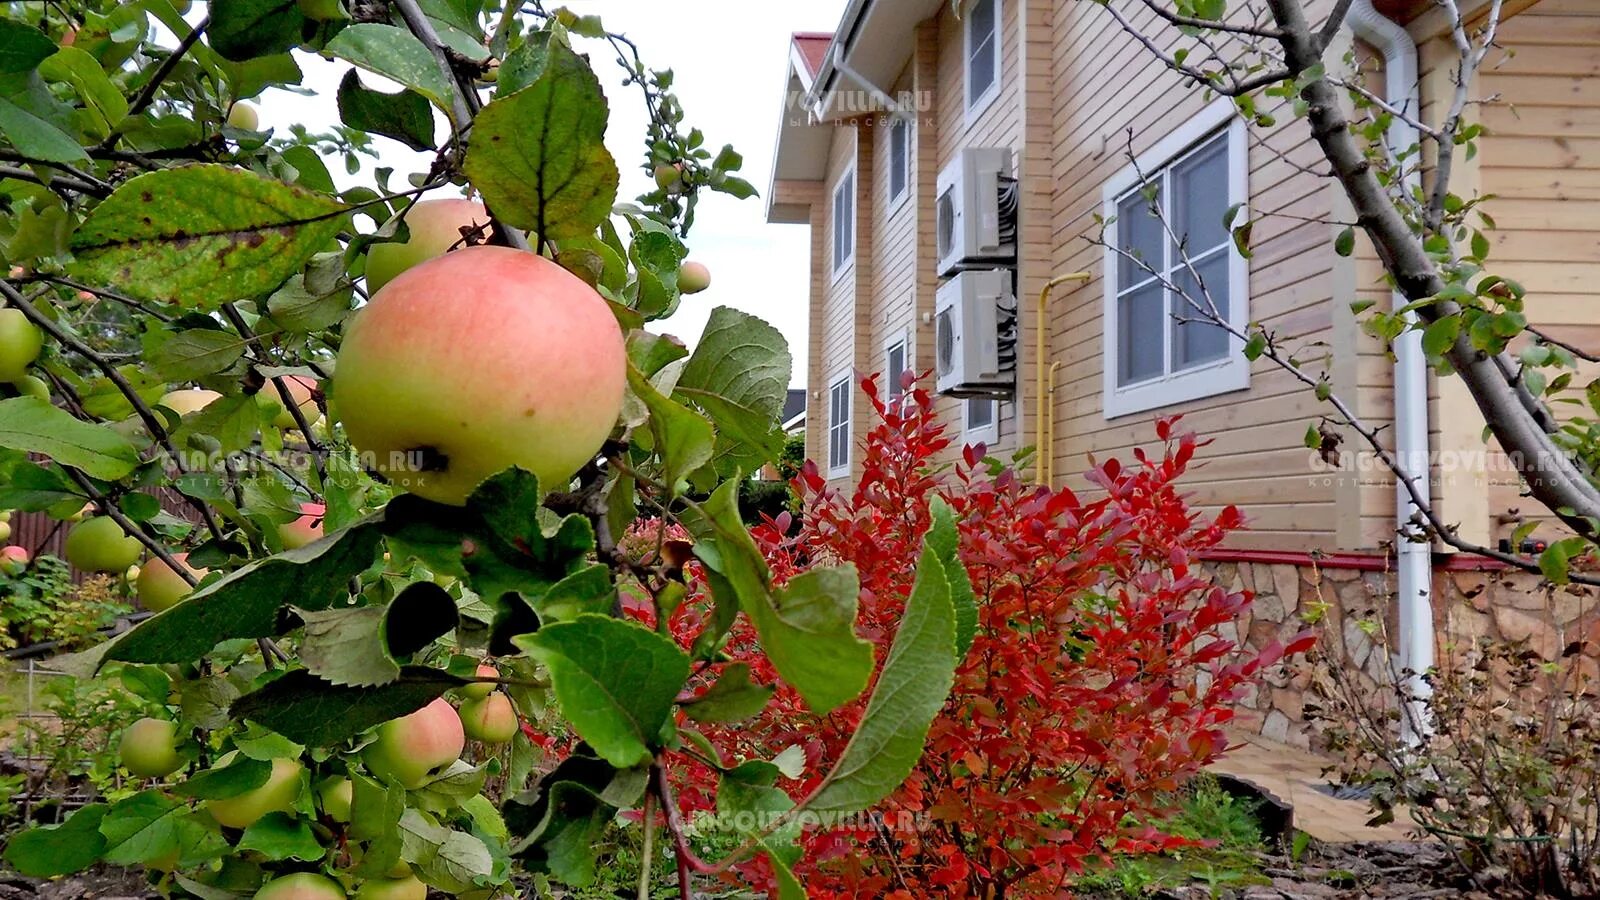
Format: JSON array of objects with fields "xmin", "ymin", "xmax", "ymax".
[{"xmin": 1347, "ymin": 0, "xmax": 1433, "ymax": 743}]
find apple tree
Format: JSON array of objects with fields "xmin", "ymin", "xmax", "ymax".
[{"xmin": 0, "ymin": 0, "xmax": 967, "ymax": 895}]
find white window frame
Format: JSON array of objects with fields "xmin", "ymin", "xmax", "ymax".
[
  {"xmin": 831, "ymin": 165, "xmax": 856, "ymax": 281},
  {"xmin": 963, "ymin": 0, "xmax": 1002, "ymax": 120},
  {"xmin": 1100, "ymin": 98, "xmax": 1249, "ymax": 420},
  {"xmin": 886, "ymin": 116, "xmax": 911, "ymax": 212},
  {"xmin": 883, "ymin": 329, "xmax": 912, "ymax": 405},
  {"xmin": 964, "ymin": 397, "xmax": 999, "ymax": 448},
  {"xmin": 826, "ymin": 371, "xmax": 852, "ymax": 478}
]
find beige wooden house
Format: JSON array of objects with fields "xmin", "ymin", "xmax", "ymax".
[{"xmin": 765, "ymin": 0, "xmax": 1600, "ymax": 743}]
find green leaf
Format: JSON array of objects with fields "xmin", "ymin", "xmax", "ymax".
[
  {"xmin": 502, "ymin": 752, "xmax": 616, "ymax": 886},
  {"xmin": 209, "ymin": 0, "xmax": 305, "ymax": 61},
  {"xmin": 150, "ymin": 328, "xmax": 249, "ymax": 381},
  {"xmin": 325, "ymin": 24, "xmax": 457, "ymax": 118},
  {"xmin": 626, "ymin": 362, "xmax": 714, "ymax": 492},
  {"xmin": 683, "ymin": 481, "xmax": 873, "ymax": 714},
  {"xmin": 681, "ymin": 662, "xmax": 774, "ymax": 724},
  {"xmin": 38, "ymin": 47, "xmax": 128, "ymax": 138},
  {"xmin": 0, "ymin": 397, "xmax": 140, "ymax": 480},
  {"xmin": 335, "ymin": 69, "xmax": 437, "ymax": 152},
  {"xmin": 1422, "ymin": 317, "xmax": 1461, "ymax": 359},
  {"xmin": 173, "ymin": 757, "xmax": 271, "ymax": 800},
  {"xmin": 103, "ymin": 520, "xmax": 384, "ymax": 665},
  {"xmin": 515, "ymin": 615, "xmax": 690, "ymax": 769},
  {"xmin": 230, "ymin": 666, "xmax": 467, "ymax": 747},
  {"xmin": 0, "ymin": 93, "xmax": 88, "ymax": 163},
  {"xmin": 100, "ymin": 792, "xmax": 224, "ymax": 868},
  {"xmin": 2, "ymin": 804, "xmax": 108, "ymax": 876},
  {"xmin": 806, "ymin": 538, "xmax": 957, "ymax": 815},
  {"xmin": 1540, "ymin": 539, "xmax": 1574, "ymax": 585},
  {"xmin": 924, "ymin": 497, "xmax": 978, "ymax": 659},
  {"xmin": 399, "ymin": 809, "xmax": 495, "ymax": 893},
  {"xmin": 265, "ymin": 271, "xmax": 353, "ymax": 332},
  {"xmin": 297, "ymin": 604, "xmax": 401, "ymax": 687},
  {"xmin": 1334, "ymin": 226, "xmax": 1355, "ymax": 257},
  {"xmin": 68, "ymin": 164, "xmax": 346, "ymax": 309},
  {"xmin": 674, "ymin": 307, "xmax": 792, "ymax": 476},
  {"xmin": 237, "ymin": 812, "xmax": 325, "ymax": 861},
  {"xmin": 716, "ymin": 762, "xmax": 802, "ymax": 896},
  {"xmin": 464, "ymin": 36, "xmax": 618, "ymax": 239},
  {"xmin": 0, "ymin": 20, "xmax": 57, "ymax": 74}
]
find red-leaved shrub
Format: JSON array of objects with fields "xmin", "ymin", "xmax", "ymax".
[{"xmin": 655, "ymin": 376, "xmax": 1309, "ymax": 896}]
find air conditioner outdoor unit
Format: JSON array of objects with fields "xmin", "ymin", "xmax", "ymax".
[
  {"xmin": 935, "ymin": 269, "xmax": 1017, "ymax": 397},
  {"xmin": 935, "ymin": 147, "xmax": 1018, "ymax": 277}
]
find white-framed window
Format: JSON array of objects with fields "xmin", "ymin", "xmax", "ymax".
[
  {"xmin": 965, "ymin": 397, "xmax": 998, "ymax": 448},
  {"xmin": 887, "ymin": 116, "xmax": 911, "ymax": 208},
  {"xmin": 1101, "ymin": 98, "xmax": 1249, "ymax": 419},
  {"xmin": 964, "ymin": 0, "xmax": 1001, "ymax": 117},
  {"xmin": 884, "ymin": 331, "xmax": 910, "ymax": 404},
  {"xmin": 827, "ymin": 372, "xmax": 852, "ymax": 478},
  {"xmin": 831, "ymin": 167, "xmax": 855, "ymax": 277}
]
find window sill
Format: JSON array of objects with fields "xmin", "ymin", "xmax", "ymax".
[{"xmin": 1102, "ymin": 357, "xmax": 1249, "ymax": 420}]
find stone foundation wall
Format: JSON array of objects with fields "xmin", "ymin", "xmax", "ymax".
[{"xmin": 1203, "ymin": 558, "xmax": 1600, "ymax": 749}]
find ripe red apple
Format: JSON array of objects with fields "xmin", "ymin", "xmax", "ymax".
[
  {"xmin": 353, "ymin": 875, "xmax": 424, "ymax": 900},
  {"xmin": 120, "ymin": 717, "xmax": 183, "ymax": 778},
  {"xmin": 160, "ymin": 388, "xmax": 222, "ymax": 418},
  {"xmin": 227, "ymin": 102, "xmax": 258, "ymax": 131},
  {"xmin": 335, "ymin": 246, "xmax": 626, "ymax": 504},
  {"xmin": 0, "ymin": 545, "xmax": 28, "ymax": 575},
  {"xmin": 268, "ymin": 376, "xmax": 319, "ymax": 430},
  {"xmin": 316, "ymin": 776, "xmax": 353, "ymax": 822},
  {"xmin": 458, "ymin": 692, "xmax": 518, "ymax": 744},
  {"xmin": 279, "ymin": 502, "xmax": 325, "ymax": 549},
  {"xmin": 460, "ymin": 663, "xmax": 498, "ymax": 700},
  {"xmin": 65, "ymin": 516, "xmax": 142, "ymax": 572},
  {"xmin": 678, "ymin": 261, "xmax": 711, "ymax": 294},
  {"xmin": 207, "ymin": 756, "xmax": 304, "ymax": 828},
  {"xmin": 0, "ymin": 309, "xmax": 43, "ymax": 382},
  {"xmin": 362, "ymin": 697, "xmax": 464, "ymax": 789},
  {"xmin": 255, "ymin": 872, "xmax": 345, "ymax": 900},
  {"xmin": 364, "ymin": 198, "xmax": 489, "ymax": 295},
  {"xmin": 137, "ymin": 552, "xmax": 206, "ymax": 613}
]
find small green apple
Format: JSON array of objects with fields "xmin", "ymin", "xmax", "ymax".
[
  {"xmin": 336, "ymin": 246, "xmax": 626, "ymax": 505},
  {"xmin": 353, "ymin": 875, "xmax": 424, "ymax": 900},
  {"xmin": 316, "ymin": 776, "xmax": 353, "ymax": 823},
  {"xmin": 653, "ymin": 162, "xmax": 683, "ymax": 191},
  {"xmin": 0, "ymin": 309, "xmax": 43, "ymax": 382},
  {"xmin": 159, "ymin": 388, "xmax": 222, "ymax": 418},
  {"xmin": 137, "ymin": 552, "xmax": 206, "ymax": 613},
  {"xmin": 13, "ymin": 374, "xmax": 49, "ymax": 401},
  {"xmin": 364, "ymin": 198, "xmax": 489, "ymax": 295},
  {"xmin": 278, "ymin": 502, "xmax": 325, "ymax": 550},
  {"xmin": 119, "ymin": 717, "xmax": 183, "ymax": 778},
  {"xmin": 678, "ymin": 261, "xmax": 711, "ymax": 294},
  {"xmin": 227, "ymin": 102, "xmax": 259, "ymax": 131},
  {"xmin": 458, "ymin": 692, "xmax": 518, "ymax": 744},
  {"xmin": 254, "ymin": 872, "xmax": 345, "ymax": 900},
  {"xmin": 295, "ymin": 0, "xmax": 345, "ymax": 20},
  {"xmin": 0, "ymin": 521, "xmax": 9, "ymax": 543},
  {"xmin": 65, "ymin": 516, "xmax": 142, "ymax": 573},
  {"xmin": 459, "ymin": 663, "xmax": 498, "ymax": 700},
  {"xmin": 268, "ymin": 376, "xmax": 319, "ymax": 430},
  {"xmin": 207, "ymin": 756, "xmax": 304, "ymax": 829},
  {"xmin": 362, "ymin": 697, "xmax": 464, "ymax": 789}
]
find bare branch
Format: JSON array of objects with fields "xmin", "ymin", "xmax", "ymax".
[{"xmin": 1136, "ymin": 0, "xmax": 1286, "ymax": 39}]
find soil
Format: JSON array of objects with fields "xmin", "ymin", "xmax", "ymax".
[{"xmin": 1145, "ymin": 839, "xmax": 1488, "ymax": 899}]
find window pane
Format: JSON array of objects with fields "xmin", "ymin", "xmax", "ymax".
[
  {"xmin": 968, "ymin": 0, "xmax": 997, "ymax": 102},
  {"xmin": 1116, "ymin": 187, "xmax": 1164, "ymax": 287},
  {"xmin": 967, "ymin": 398, "xmax": 994, "ymax": 429},
  {"xmin": 970, "ymin": 38, "xmax": 996, "ymax": 100},
  {"xmin": 890, "ymin": 121, "xmax": 908, "ymax": 199},
  {"xmin": 834, "ymin": 174, "xmax": 853, "ymax": 270},
  {"xmin": 887, "ymin": 343, "xmax": 906, "ymax": 397},
  {"xmin": 1118, "ymin": 282, "xmax": 1164, "ymax": 386},
  {"xmin": 1172, "ymin": 251, "xmax": 1230, "ymax": 368},
  {"xmin": 1172, "ymin": 135, "xmax": 1230, "ymax": 254}
]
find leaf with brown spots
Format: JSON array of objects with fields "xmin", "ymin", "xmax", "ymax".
[{"xmin": 68, "ymin": 164, "xmax": 346, "ymax": 309}]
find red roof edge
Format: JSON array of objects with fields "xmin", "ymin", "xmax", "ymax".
[{"xmin": 792, "ymin": 32, "xmax": 834, "ymax": 81}]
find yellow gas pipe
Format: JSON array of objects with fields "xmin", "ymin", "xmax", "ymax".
[{"xmin": 1034, "ymin": 272, "xmax": 1092, "ymax": 486}]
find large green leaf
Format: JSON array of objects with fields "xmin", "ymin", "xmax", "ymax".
[
  {"xmin": 336, "ymin": 69, "xmax": 436, "ymax": 152},
  {"xmin": 2, "ymin": 804, "xmax": 108, "ymax": 876},
  {"xmin": 0, "ymin": 20, "xmax": 57, "ymax": 74},
  {"xmin": 230, "ymin": 666, "xmax": 467, "ymax": 747},
  {"xmin": 515, "ymin": 615, "xmax": 689, "ymax": 769},
  {"xmin": 0, "ymin": 397, "xmax": 140, "ymax": 480},
  {"xmin": 0, "ymin": 93, "xmax": 87, "ymax": 163},
  {"xmin": 69, "ymin": 165, "xmax": 345, "ymax": 308},
  {"xmin": 681, "ymin": 662, "xmax": 774, "ymax": 724},
  {"xmin": 502, "ymin": 750, "xmax": 617, "ymax": 886},
  {"xmin": 398, "ymin": 809, "xmax": 496, "ymax": 893},
  {"xmin": 675, "ymin": 307, "xmax": 792, "ymax": 475},
  {"xmin": 149, "ymin": 327, "xmax": 249, "ymax": 381},
  {"xmin": 925, "ymin": 496, "xmax": 978, "ymax": 659},
  {"xmin": 209, "ymin": 0, "xmax": 305, "ymax": 61},
  {"xmin": 463, "ymin": 35, "xmax": 617, "ymax": 240},
  {"xmin": 805, "ymin": 541, "xmax": 958, "ymax": 815},
  {"xmin": 99, "ymin": 791, "xmax": 225, "ymax": 868},
  {"xmin": 626, "ymin": 362, "xmax": 713, "ymax": 493},
  {"xmin": 38, "ymin": 47, "xmax": 127, "ymax": 138},
  {"xmin": 103, "ymin": 520, "xmax": 384, "ymax": 664},
  {"xmin": 684, "ymin": 481, "xmax": 873, "ymax": 714},
  {"xmin": 324, "ymin": 24, "xmax": 456, "ymax": 116}
]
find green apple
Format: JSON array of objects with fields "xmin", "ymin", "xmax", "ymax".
[
  {"xmin": 119, "ymin": 717, "xmax": 183, "ymax": 778},
  {"xmin": 0, "ymin": 521, "xmax": 9, "ymax": 543},
  {"xmin": 653, "ymin": 162, "xmax": 683, "ymax": 191},
  {"xmin": 459, "ymin": 663, "xmax": 498, "ymax": 700},
  {"xmin": 365, "ymin": 198, "xmax": 489, "ymax": 295},
  {"xmin": 0, "ymin": 545, "xmax": 27, "ymax": 575},
  {"xmin": 159, "ymin": 388, "xmax": 222, "ymax": 418},
  {"xmin": 268, "ymin": 376, "xmax": 319, "ymax": 430},
  {"xmin": 316, "ymin": 776, "xmax": 352, "ymax": 823},
  {"xmin": 458, "ymin": 692, "xmax": 518, "ymax": 744},
  {"xmin": 278, "ymin": 502, "xmax": 325, "ymax": 549},
  {"xmin": 362, "ymin": 697, "xmax": 464, "ymax": 789},
  {"xmin": 14, "ymin": 374, "xmax": 49, "ymax": 401},
  {"xmin": 335, "ymin": 246, "xmax": 626, "ymax": 505},
  {"xmin": 254, "ymin": 872, "xmax": 345, "ymax": 900},
  {"xmin": 65, "ymin": 516, "xmax": 142, "ymax": 573},
  {"xmin": 207, "ymin": 756, "xmax": 303, "ymax": 828},
  {"xmin": 0, "ymin": 509, "xmax": 11, "ymax": 522},
  {"xmin": 678, "ymin": 261, "xmax": 711, "ymax": 295},
  {"xmin": 227, "ymin": 102, "xmax": 259, "ymax": 131},
  {"xmin": 353, "ymin": 875, "xmax": 424, "ymax": 900},
  {"xmin": 295, "ymin": 0, "xmax": 345, "ymax": 20},
  {"xmin": 0, "ymin": 309, "xmax": 43, "ymax": 382},
  {"xmin": 137, "ymin": 552, "xmax": 206, "ymax": 613}
]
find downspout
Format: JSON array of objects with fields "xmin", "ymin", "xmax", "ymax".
[{"xmin": 1347, "ymin": 0, "xmax": 1433, "ymax": 744}]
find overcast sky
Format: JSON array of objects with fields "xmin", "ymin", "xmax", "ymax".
[{"xmin": 255, "ymin": 1, "xmax": 845, "ymax": 388}]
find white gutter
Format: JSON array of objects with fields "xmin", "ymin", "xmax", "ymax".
[
  {"xmin": 1347, "ymin": 0, "xmax": 1433, "ymax": 744},
  {"xmin": 831, "ymin": 46, "xmax": 908, "ymax": 118}
]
